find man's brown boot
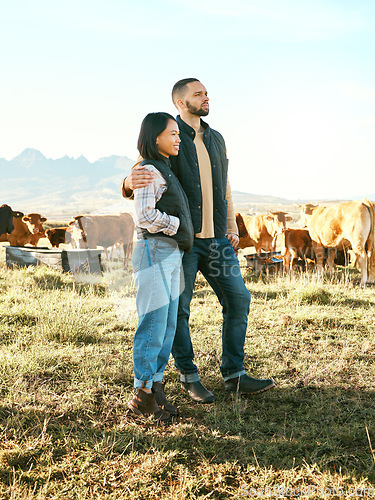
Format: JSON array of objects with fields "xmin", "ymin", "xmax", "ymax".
[
  {"xmin": 152, "ymin": 382, "xmax": 179, "ymax": 416},
  {"xmin": 128, "ymin": 389, "xmax": 172, "ymax": 424}
]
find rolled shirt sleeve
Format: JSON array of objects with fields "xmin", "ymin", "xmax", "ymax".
[{"xmin": 133, "ymin": 165, "xmax": 180, "ymax": 236}]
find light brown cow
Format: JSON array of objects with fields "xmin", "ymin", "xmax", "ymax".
[
  {"xmin": 298, "ymin": 199, "xmax": 375, "ymax": 286},
  {"xmin": 0, "ymin": 212, "xmax": 46, "ymax": 246},
  {"xmin": 236, "ymin": 211, "xmax": 292, "ymax": 253},
  {"xmin": 68, "ymin": 213, "xmax": 135, "ymax": 265}
]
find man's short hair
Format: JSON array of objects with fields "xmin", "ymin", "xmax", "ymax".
[{"xmin": 172, "ymin": 78, "xmax": 200, "ymax": 105}]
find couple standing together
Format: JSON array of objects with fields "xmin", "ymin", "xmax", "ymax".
[{"xmin": 122, "ymin": 78, "xmax": 274, "ymax": 424}]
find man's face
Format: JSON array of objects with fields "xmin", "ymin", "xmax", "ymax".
[{"xmin": 183, "ymin": 81, "xmax": 209, "ymax": 117}]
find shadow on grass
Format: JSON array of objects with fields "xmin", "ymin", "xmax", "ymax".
[
  {"xmin": 197, "ymin": 386, "xmax": 375, "ymax": 474},
  {"xmin": 1, "ymin": 385, "xmax": 375, "ymax": 494}
]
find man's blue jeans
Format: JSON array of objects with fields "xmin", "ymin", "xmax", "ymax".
[
  {"xmin": 172, "ymin": 237, "xmax": 251, "ymax": 382},
  {"xmin": 132, "ymin": 238, "xmax": 183, "ymax": 390}
]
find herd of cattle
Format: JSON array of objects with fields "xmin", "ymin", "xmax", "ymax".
[
  {"xmin": 1, "ymin": 198, "xmax": 374, "ymax": 285},
  {"xmin": 235, "ymin": 198, "xmax": 375, "ymax": 286},
  {"xmin": 0, "ymin": 205, "xmax": 135, "ymax": 266}
]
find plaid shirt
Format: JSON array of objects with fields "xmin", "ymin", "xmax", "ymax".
[{"xmin": 133, "ymin": 165, "xmax": 180, "ymax": 236}]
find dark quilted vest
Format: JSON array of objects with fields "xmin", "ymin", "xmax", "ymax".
[
  {"xmin": 170, "ymin": 116, "xmax": 228, "ymax": 237},
  {"xmin": 138, "ymin": 158, "xmax": 194, "ymax": 252}
]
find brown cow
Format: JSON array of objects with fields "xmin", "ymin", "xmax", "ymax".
[
  {"xmin": 23, "ymin": 213, "xmax": 47, "ymax": 246},
  {"xmin": 269, "ymin": 211, "xmax": 293, "ymax": 227},
  {"xmin": 236, "ymin": 211, "xmax": 292, "ymax": 253},
  {"xmin": 280, "ymin": 228, "xmax": 314, "ymax": 273},
  {"xmin": 46, "ymin": 227, "xmax": 70, "ymax": 248},
  {"xmin": 0, "ymin": 212, "xmax": 47, "ymax": 247},
  {"xmin": 298, "ymin": 199, "xmax": 375, "ymax": 286},
  {"xmin": 281, "ymin": 228, "xmax": 354, "ymax": 274},
  {"xmin": 68, "ymin": 213, "xmax": 135, "ymax": 265}
]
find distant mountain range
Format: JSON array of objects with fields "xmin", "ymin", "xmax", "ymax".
[
  {"xmin": 0, "ymin": 148, "xmax": 135, "ymax": 218},
  {"xmin": 2, "ymin": 148, "xmax": 370, "ymax": 221},
  {"xmin": 1, "ymin": 148, "xmax": 298, "ymax": 219}
]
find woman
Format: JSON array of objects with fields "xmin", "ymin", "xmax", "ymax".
[{"xmin": 127, "ymin": 112, "xmax": 194, "ymax": 424}]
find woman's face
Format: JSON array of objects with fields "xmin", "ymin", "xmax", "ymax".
[{"xmin": 156, "ymin": 119, "xmax": 180, "ymax": 158}]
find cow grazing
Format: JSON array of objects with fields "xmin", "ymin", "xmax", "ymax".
[
  {"xmin": 298, "ymin": 199, "xmax": 375, "ymax": 286},
  {"xmin": 236, "ymin": 211, "xmax": 291, "ymax": 253},
  {"xmin": 0, "ymin": 212, "xmax": 47, "ymax": 247},
  {"xmin": 46, "ymin": 227, "xmax": 70, "ymax": 248},
  {"xmin": 280, "ymin": 228, "xmax": 314, "ymax": 273},
  {"xmin": 68, "ymin": 213, "xmax": 135, "ymax": 265},
  {"xmin": 0, "ymin": 204, "xmax": 17, "ymax": 236}
]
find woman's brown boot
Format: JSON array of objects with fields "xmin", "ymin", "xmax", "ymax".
[
  {"xmin": 152, "ymin": 382, "xmax": 179, "ymax": 416},
  {"xmin": 128, "ymin": 389, "xmax": 172, "ymax": 424}
]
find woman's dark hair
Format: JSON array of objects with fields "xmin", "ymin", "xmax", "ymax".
[{"xmin": 137, "ymin": 112, "xmax": 176, "ymax": 162}]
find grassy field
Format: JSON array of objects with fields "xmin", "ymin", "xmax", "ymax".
[{"xmin": 1, "ymin": 245, "xmax": 375, "ymax": 499}]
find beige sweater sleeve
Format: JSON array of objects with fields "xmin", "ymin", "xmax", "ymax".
[
  {"xmin": 226, "ymin": 179, "xmax": 238, "ymax": 235},
  {"xmin": 121, "ymin": 177, "xmax": 134, "ymax": 199}
]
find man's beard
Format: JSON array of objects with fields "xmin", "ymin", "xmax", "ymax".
[{"xmin": 186, "ymin": 100, "xmax": 209, "ymax": 116}]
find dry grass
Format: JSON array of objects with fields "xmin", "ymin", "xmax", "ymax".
[{"xmin": 0, "ymin": 249, "xmax": 375, "ymax": 498}]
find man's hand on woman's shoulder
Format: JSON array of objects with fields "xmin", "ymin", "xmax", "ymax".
[{"xmin": 123, "ymin": 164, "xmax": 155, "ymax": 196}]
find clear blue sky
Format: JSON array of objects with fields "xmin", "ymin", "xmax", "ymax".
[{"xmin": 1, "ymin": 0, "xmax": 375, "ymax": 200}]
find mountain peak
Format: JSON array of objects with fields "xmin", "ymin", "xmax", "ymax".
[
  {"xmin": 13, "ymin": 148, "xmax": 46, "ymax": 167},
  {"xmin": 77, "ymin": 154, "xmax": 89, "ymax": 162}
]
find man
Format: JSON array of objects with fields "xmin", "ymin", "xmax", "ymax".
[{"xmin": 122, "ymin": 78, "xmax": 274, "ymax": 403}]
